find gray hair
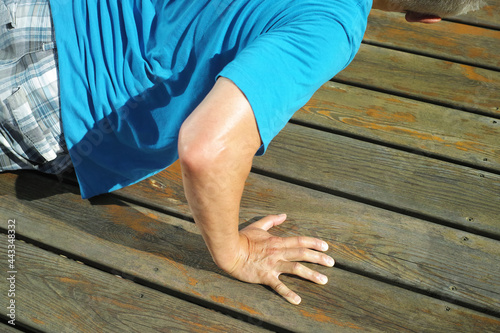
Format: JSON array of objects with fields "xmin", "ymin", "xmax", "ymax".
[{"xmin": 388, "ymin": 0, "xmax": 487, "ymax": 16}]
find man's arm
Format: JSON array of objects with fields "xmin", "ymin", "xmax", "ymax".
[{"xmin": 178, "ymin": 77, "xmax": 334, "ymax": 305}]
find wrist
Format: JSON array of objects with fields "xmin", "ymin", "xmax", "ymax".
[{"xmin": 210, "ymin": 233, "xmax": 249, "ymax": 274}]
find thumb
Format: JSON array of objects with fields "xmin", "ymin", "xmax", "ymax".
[{"xmin": 251, "ymin": 214, "xmax": 287, "ymax": 231}]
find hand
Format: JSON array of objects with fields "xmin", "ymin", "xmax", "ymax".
[{"xmin": 225, "ymin": 214, "xmax": 335, "ymax": 305}]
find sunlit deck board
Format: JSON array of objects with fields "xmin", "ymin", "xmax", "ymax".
[
  {"xmin": 293, "ymin": 82, "xmax": 500, "ymax": 172},
  {"xmin": 1, "ymin": 171, "xmax": 500, "ymax": 332},
  {"xmin": 1, "ymin": 7, "xmax": 499, "ymax": 333},
  {"xmin": 254, "ymin": 123, "xmax": 500, "ymax": 235},
  {"xmin": 335, "ymin": 44, "xmax": 500, "ymax": 116},
  {"xmin": 365, "ymin": 11, "xmax": 500, "ymax": 70},
  {"xmin": 0, "ymin": 234, "xmax": 271, "ymax": 333},
  {"xmin": 120, "ymin": 162, "xmax": 500, "ymax": 313}
]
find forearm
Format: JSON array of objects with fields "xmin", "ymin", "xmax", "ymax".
[
  {"xmin": 177, "ymin": 77, "xmax": 261, "ymax": 271},
  {"xmin": 180, "ymin": 145, "xmax": 252, "ymax": 271},
  {"xmin": 177, "ymin": 78, "xmax": 333, "ymax": 305}
]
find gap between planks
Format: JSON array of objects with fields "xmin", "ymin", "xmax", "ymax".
[
  {"xmin": 0, "ymin": 234, "xmax": 273, "ymax": 333},
  {"xmin": 2, "ymin": 172, "xmax": 500, "ymax": 332}
]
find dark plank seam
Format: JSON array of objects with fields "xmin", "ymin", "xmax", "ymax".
[
  {"xmin": 331, "ymin": 77, "xmax": 500, "ymax": 120},
  {"xmin": 444, "ymin": 17, "xmax": 500, "ymax": 30},
  {"xmin": 3, "ymin": 224, "xmax": 500, "ymax": 322},
  {"xmin": 289, "ymin": 117, "xmax": 500, "ymax": 176},
  {"xmin": 0, "ymin": 316, "xmax": 44, "ymax": 333},
  {"xmin": 34, "ymin": 170, "xmax": 500, "ymax": 298},
  {"xmin": 0, "ymin": 228, "xmax": 295, "ymax": 333},
  {"xmin": 361, "ymin": 40, "xmax": 500, "ymax": 72},
  {"xmin": 333, "ymin": 261, "xmax": 500, "ymax": 318},
  {"xmin": 249, "ymin": 168, "xmax": 500, "ymax": 242}
]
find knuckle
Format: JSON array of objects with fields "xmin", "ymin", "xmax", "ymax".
[
  {"xmin": 266, "ymin": 247, "xmax": 279, "ymax": 256},
  {"xmin": 274, "ymin": 281, "xmax": 285, "ymax": 292},
  {"xmin": 297, "ymin": 236, "xmax": 307, "ymax": 247},
  {"xmin": 269, "ymin": 236, "xmax": 284, "ymax": 246},
  {"xmin": 292, "ymin": 262, "xmax": 302, "ymax": 274}
]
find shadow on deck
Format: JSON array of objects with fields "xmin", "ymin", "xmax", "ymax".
[{"xmin": 1, "ymin": 3, "xmax": 500, "ymax": 332}]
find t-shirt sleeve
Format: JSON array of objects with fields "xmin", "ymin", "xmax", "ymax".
[{"xmin": 218, "ymin": 2, "xmax": 368, "ymax": 155}]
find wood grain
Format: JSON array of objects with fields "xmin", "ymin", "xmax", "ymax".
[
  {"xmin": 0, "ymin": 322, "xmax": 22, "ymax": 332},
  {"xmin": 293, "ymin": 81, "xmax": 500, "ymax": 172},
  {"xmin": 1, "ymin": 172, "xmax": 500, "ymax": 332},
  {"xmin": 0, "ymin": 4, "xmax": 498, "ymax": 333},
  {"xmin": 115, "ymin": 163, "xmax": 500, "ymax": 314},
  {"xmin": 366, "ymin": 11, "xmax": 500, "ymax": 70},
  {"xmin": 252, "ymin": 123, "xmax": 500, "ymax": 237},
  {"xmin": 1, "ymin": 175, "xmax": 500, "ymax": 332},
  {"xmin": 336, "ymin": 44, "xmax": 500, "ymax": 117},
  {"xmin": 0, "ymin": 234, "xmax": 271, "ymax": 333}
]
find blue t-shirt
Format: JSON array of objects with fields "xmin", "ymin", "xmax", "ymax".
[{"xmin": 49, "ymin": 0, "xmax": 370, "ymax": 199}]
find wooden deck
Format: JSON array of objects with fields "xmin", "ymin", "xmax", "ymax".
[{"xmin": 1, "ymin": 4, "xmax": 500, "ymax": 333}]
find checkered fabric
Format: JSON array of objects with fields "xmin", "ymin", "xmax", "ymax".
[{"xmin": 0, "ymin": 0, "xmax": 71, "ymax": 174}]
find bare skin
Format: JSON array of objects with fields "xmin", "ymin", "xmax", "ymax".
[
  {"xmin": 178, "ymin": 77, "xmax": 333, "ymax": 305},
  {"xmin": 177, "ymin": 7, "xmax": 442, "ymax": 305}
]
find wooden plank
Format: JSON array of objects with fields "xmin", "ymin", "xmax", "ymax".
[
  {"xmin": 335, "ymin": 44, "xmax": 500, "ymax": 117},
  {"xmin": 0, "ymin": 238, "xmax": 270, "ymax": 333},
  {"xmin": 1, "ymin": 172, "xmax": 500, "ymax": 332},
  {"xmin": 448, "ymin": 0, "xmax": 500, "ymax": 29},
  {"xmin": 366, "ymin": 11, "xmax": 500, "ymax": 70},
  {"xmin": 252, "ymin": 123, "xmax": 500, "ymax": 237},
  {"xmin": 115, "ymin": 163, "xmax": 500, "ymax": 314},
  {"xmin": 0, "ymin": 235, "xmax": 271, "ymax": 333},
  {"xmin": 0, "ymin": 322, "xmax": 23, "ymax": 332},
  {"xmin": 293, "ymin": 81, "xmax": 500, "ymax": 172}
]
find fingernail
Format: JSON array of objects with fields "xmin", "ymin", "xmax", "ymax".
[
  {"xmin": 322, "ymin": 242, "xmax": 329, "ymax": 251},
  {"xmin": 327, "ymin": 257, "xmax": 335, "ymax": 267},
  {"xmin": 294, "ymin": 296, "xmax": 301, "ymax": 304},
  {"xmin": 320, "ymin": 275, "xmax": 328, "ymax": 284}
]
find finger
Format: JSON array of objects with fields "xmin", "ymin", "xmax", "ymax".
[
  {"xmin": 270, "ymin": 278, "xmax": 301, "ymax": 305},
  {"xmin": 282, "ymin": 236, "xmax": 329, "ymax": 252},
  {"xmin": 405, "ymin": 11, "xmax": 441, "ymax": 23},
  {"xmin": 282, "ymin": 248, "xmax": 335, "ymax": 267},
  {"xmin": 279, "ymin": 261, "xmax": 329, "ymax": 285},
  {"xmin": 250, "ymin": 214, "xmax": 287, "ymax": 231}
]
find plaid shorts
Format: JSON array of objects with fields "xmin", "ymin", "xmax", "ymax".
[{"xmin": 0, "ymin": 0, "xmax": 71, "ymax": 174}]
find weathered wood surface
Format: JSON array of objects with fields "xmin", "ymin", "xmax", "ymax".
[
  {"xmin": 448, "ymin": 0, "xmax": 500, "ymax": 29},
  {"xmin": 0, "ymin": 322, "xmax": 22, "ymax": 332},
  {"xmin": 0, "ymin": 5, "xmax": 499, "ymax": 333},
  {"xmin": 292, "ymin": 81, "xmax": 500, "ymax": 172},
  {"xmin": 2, "ymin": 172, "xmax": 500, "ymax": 332},
  {"xmin": 115, "ymin": 162, "xmax": 500, "ymax": 314},
  {"xmin": 0, "ymin": 235, "xmax": 271, "ymax": 333},
  {"xmin": 366, "ymin": 11, "xmax": 500, "ymax": 70},
  {"xmin": 335, "ymin": 44, "xmax": 500, "ymax": 117},
  {"xmin": 252, "ymin": 123, "xmax": 500, "ymax": 237}
]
